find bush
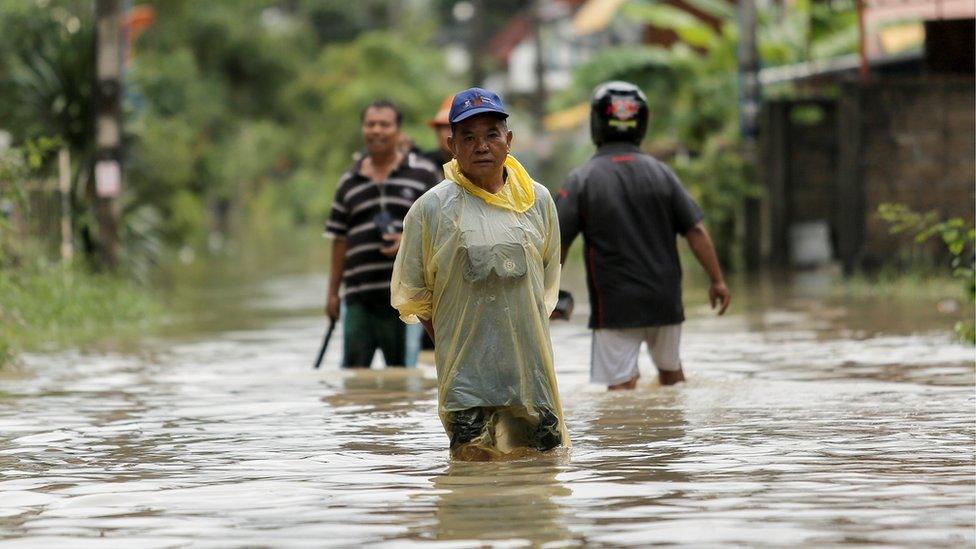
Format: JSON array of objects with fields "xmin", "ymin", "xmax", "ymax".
[
  {"xmin": 878, "ymin": 203, "xmax": 976, "ymax": 343},
  {"xmin": 0, "ymin": 263, "xmax": 162, "ymax": 366}
]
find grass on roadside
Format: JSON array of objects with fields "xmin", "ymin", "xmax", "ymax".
[
  {"xmin": 832, "ymin": 269, "xmax": 974, "ymax": 343},
  {"xmin": 0, "ymin": 264, "xmax": 163, "ymax": 367},
  {"xmin": 830, "ymin": 270, "xmax": 962, "ymax": 301}
]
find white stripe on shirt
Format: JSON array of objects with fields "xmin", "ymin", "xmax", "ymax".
[
  {"xmin": 347, "ymin": 222, "xmax": 377, "ymax": 236},
  {"xmin": 344, "ymin": 261, "xmax": 395, "ymax": 278},
  {"xmin": 343, "ymin": 280, "xmax": 392, "ymax": 295},
  {"xmin": 350, "ymin": 197, "xmax": 381, "ymax": 216},
  {"xmin": 387, "ymin": 177, "xmax": 430, "ymax": 193},
  {"xmin": 346, "ymin": 242, "xmax": 382, "ymax": 258},
  {"xmin": 343, "ymin": 180, "xmax": 376, "ymax": 203},
  {"xmin": 348, "ymin": 219, "xmax": 404, "ymax": 237},
  {"xmin": 407, "ymin": 152, "xmax": 437, "ymax": 172},
  {"xmin": 325, "ymin": 220, "xmax": 347, "ymax": 233}
]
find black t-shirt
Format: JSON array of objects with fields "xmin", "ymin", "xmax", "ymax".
[
  {"xmin": 325, "ymin": 152, "xmax": 439, "ymax": 307},
  {"xmin": 556, "ymin": 143, "xmax": 703, "ymax": 329}
]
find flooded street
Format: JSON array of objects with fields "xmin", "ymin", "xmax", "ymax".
[{"xmin": 1, "ymin": 268, "xmax": 974, "ymax": 547}]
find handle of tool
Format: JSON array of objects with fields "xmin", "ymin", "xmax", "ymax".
[{"xmin": 312, "ymin": 318, "xmax": 337, "ymax": 369}]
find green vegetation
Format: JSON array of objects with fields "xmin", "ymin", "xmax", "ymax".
[
  {"xmin": 128, "ymin": 2, "xmax": 456, "ymax": 246},
  {"xmin": 0, "ymin": 0, "xmax": 458, "ymax": 264},
  {"xmin": 0, "ymin": 139, "xmax": 57, "ymax": 265},
  {"xmin": 0, "ymin": 264, "xmax": 162, "ymax": 364},
  {"xmin": 0, "ymin": 140, "xmax": 162, "ymax": 367},
  {"xmin": 0, "ymin": 1, "xmax": 461, "ymax": 366},
  {"xmin": 831, "ymin": 270, "xmax": 961, "ymax": 301},
  {"xmin": 879, "ymin": 204, "xmax": 976, "ymax": 341},
  {"xmin": 878, "ymin": 203, "xmax": 976, "ymax": 342}
]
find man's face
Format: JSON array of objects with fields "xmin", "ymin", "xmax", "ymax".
[
  {"xmin": 362, "ymin": 106, "xmax": 399, "ymax": 156},
  {"xmin": 448, "ymin": 115, "xmax": 512, "ymax": 181},
  {"xmin": 434, "ymin": 125, "xmax": 452, "ymax": 157}
]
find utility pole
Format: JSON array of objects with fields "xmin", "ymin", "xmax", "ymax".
[
  {"xmin": 467, "ymin": 0, "xmax": 485, "ymax": 86},
  {"xmin": 532, "ymin": 0, "xmax": 547, "ymax": 132},
  {"xmin": 737, "ymin": 0, "xmax": 761, "ymax": 271},
  {"xmin": 58, "ymin": 147, "xmax": 74, "ymax": 264},
  {"xmin": 856, "ymin": 0, "xmax": 868, "ymax": 80},
  {"xmin": 94, "ymin": 0, "xmax": 124, "ymax": 269}
]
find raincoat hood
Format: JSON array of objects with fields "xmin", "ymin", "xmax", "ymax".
[{"xmin": 443, "ymin": 154, "xmax": 536, "ymax": 213}]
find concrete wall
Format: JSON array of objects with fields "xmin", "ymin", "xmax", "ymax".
[
  {"xmin": 852, "ymin": 76, "xmax": 975, "ymax": 269},
  {"xmin": 760, "ymin": 75, "xmax": 975, "ymax": 272}
]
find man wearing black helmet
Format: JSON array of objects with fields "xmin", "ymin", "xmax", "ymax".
[{"xmin": 555, "ymin": 81, "xmax": 730, "ymax": 390}]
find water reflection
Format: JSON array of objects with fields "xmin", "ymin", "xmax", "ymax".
[
  {"xmin": 560, "ymin": 388, "xmax": 694, "ymax": 544},
  {"xmin": 426, "ymin": 459, "xmax": 572, "ymax": 544}
]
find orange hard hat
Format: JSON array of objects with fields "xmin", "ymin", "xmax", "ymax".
[{"xmin": 427, "ymin": 94, "xmax": 454, "ymax": 128}]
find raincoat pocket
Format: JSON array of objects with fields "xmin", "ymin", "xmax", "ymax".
[{"xmin": 462, "ymin": 242, "xmax": 528, "ymax": 282}]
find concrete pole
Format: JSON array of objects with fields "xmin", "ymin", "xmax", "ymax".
[
  {"xmin": 856, "ymin": 0, "xmax": 868, "ymax": 79},
  {"xmin": 738, "ymin": 0, "xmax": 762, "ymax": 271},
  {"xmin": 94, "ymin": 0, "xmax": 124, "ymax": 269},
  {"xmin": 532, "ymin": 0, "xmax": 548, "ymax": 132},
  {"xmin": 58, "ymin": 147, "xmax": 74, "ymax": 264},
  {"xmin": 737, "ymin": 0, "xmax": 760, "ymax": 138},
  {"xmin": 468, "ymin": 0, "xmax": 485, "ymax": 86}
]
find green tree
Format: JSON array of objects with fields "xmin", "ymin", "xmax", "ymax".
[
  {"xmin": 1, "ymin": 1, "xmax": 460, "ymax": 264},
  {"xmin": 127, "ymin": 3, "xmax": 457, "ymax": 245},
  {"xmin": 0, "ymin": 1, "xmax": 97, "ymax": 254}
]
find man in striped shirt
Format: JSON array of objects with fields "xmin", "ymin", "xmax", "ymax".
[{"xmin": 324, "ymin": 100, "xmax": 440, "ymax": 368}]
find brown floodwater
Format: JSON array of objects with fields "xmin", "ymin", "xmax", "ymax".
[{"xmin": 1, "ymin": 264, "xmax": 974, "ymax": 547}]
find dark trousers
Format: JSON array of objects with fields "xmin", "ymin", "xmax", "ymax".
[
  {"xmin": 447, "ymin": 407, "xmax": 562, "ymax": 452},
  {"xmin": 342, "ymin": 301, "xmax": 406, "ymax": 368}
]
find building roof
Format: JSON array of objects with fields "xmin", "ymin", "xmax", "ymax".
[
  {"xmin": 759, "ymin": 51, "xmax": 923, "ymax": 86},
  {"xmin": 863, "ymin": 0, "xmax": 975, "ymax": 24},
  {"xmin": 487, "ymin": 0, "xmax": 585, "ymax": 64}
]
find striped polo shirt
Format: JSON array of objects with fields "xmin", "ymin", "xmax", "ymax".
[{"xmin": 325, "ymin": 152, "xmax": 440, "ymax": 306}]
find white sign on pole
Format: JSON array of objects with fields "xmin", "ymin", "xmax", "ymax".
[{"xmin": 95, "ymin": 159, "xmax": 122, "ymax": 198}]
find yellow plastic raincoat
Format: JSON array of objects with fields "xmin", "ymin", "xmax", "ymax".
[{"xmin": 391, "ymin": 154, "xmax": 569, "ymax": 457}]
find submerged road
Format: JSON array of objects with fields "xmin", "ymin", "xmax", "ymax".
[{"xmin": 1, "ymin": 271, "xmax": 973, "ymax": 547}]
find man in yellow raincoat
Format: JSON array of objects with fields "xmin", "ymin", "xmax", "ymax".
[{"xmin": 391, "ymin": 88, "xmax": 568, "ymax": 460}]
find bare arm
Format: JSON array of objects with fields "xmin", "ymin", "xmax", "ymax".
[
  {"xmin": 683, "ymin": 222, "xmax": 730, "ymax": 315},
  {"xmin": 326, "ymin": 237, "xmax": 347, "ymax": 319}
]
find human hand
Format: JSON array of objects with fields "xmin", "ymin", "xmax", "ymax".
[
  {"xmin": 380, "ymin": 232, "xmax": 402, "ymax": 257},
  {"xmin": 709, "ymin": 281, "xmax": 730, "ymax": 315},
  {"xmin": 326, "ymin": 294, "xmax": 341, "ymax": 320}
]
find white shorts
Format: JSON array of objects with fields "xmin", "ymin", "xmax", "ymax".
[{"xmin": 591, "ymin": 324, "xmax": 683, "ymax": 385}]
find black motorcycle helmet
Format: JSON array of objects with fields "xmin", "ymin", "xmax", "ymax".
[{"xmin": 589, "ymin": 81, "xmax": 649, "ymax": 147}]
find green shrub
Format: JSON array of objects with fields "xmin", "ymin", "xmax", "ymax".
[
  {"xmin": 878, "ymin": 203, "xmax": 976, "ymax": 343},
  {"xmin": 0, "ymin": 264, "xmax": 162, "ymax": 366}
]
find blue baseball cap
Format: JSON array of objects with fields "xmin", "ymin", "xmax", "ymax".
[{"xmin": 448, "ymin": 87, "xmax": 509, "ymax": 124}]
